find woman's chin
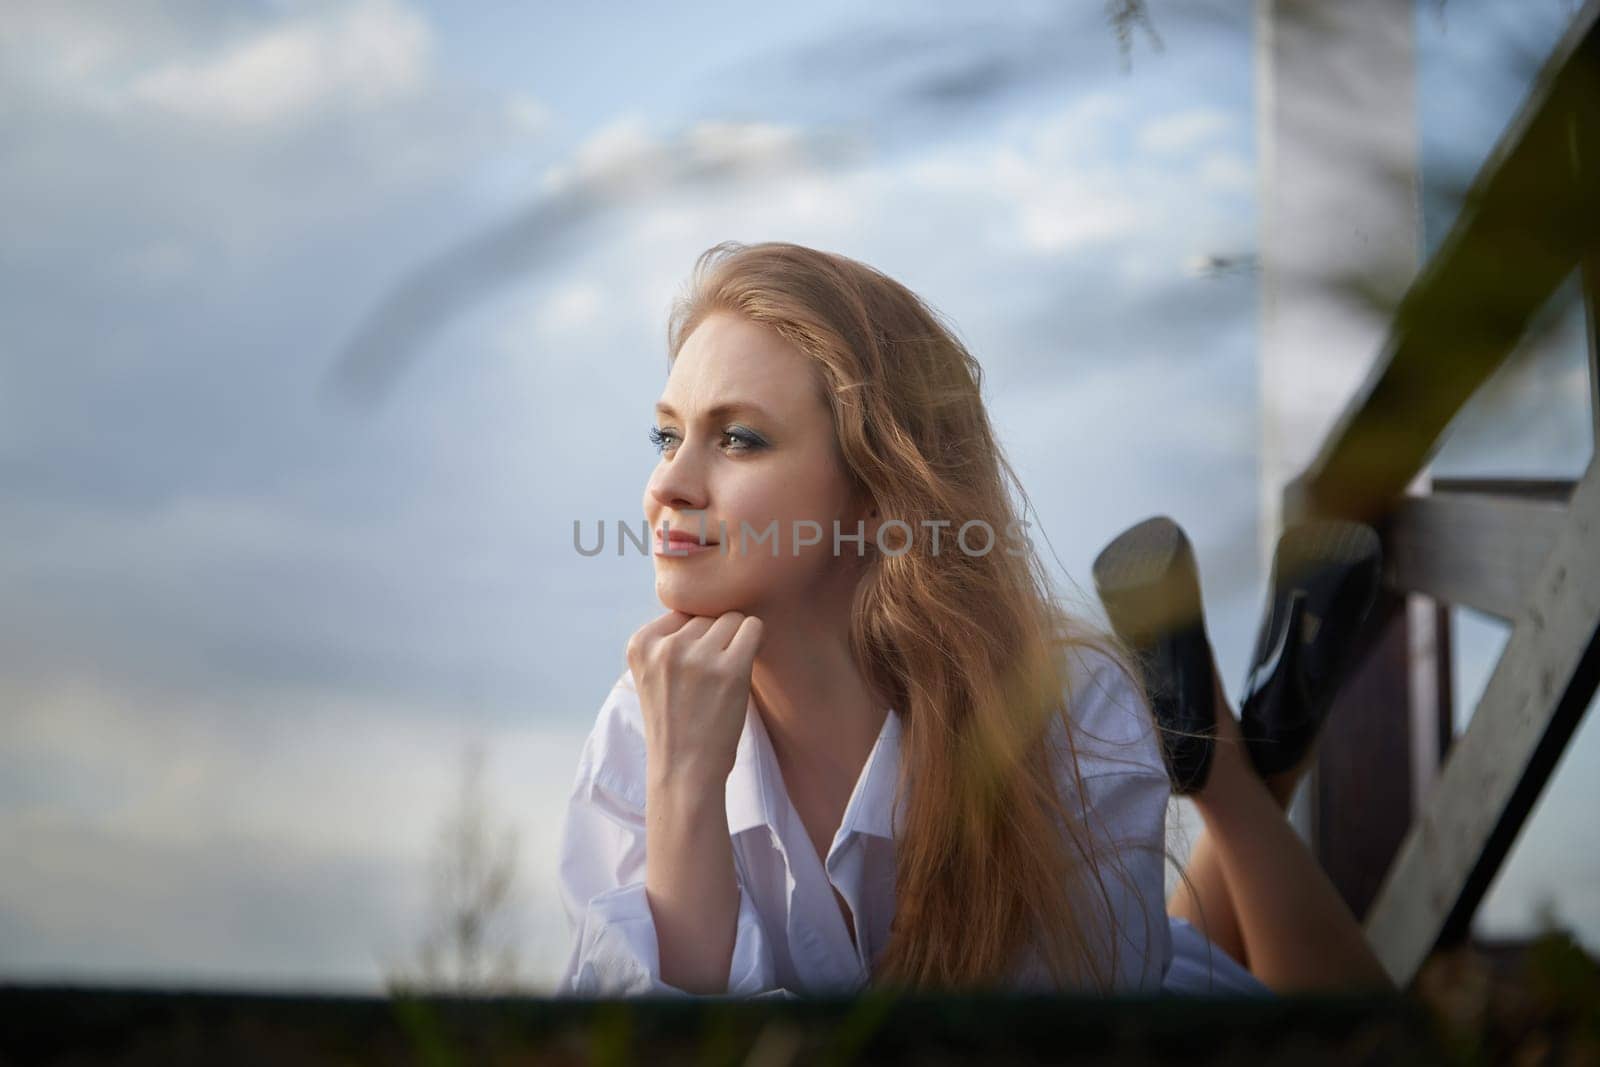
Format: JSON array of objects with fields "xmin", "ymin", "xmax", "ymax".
[{"xmin": 654, "ymin": 577, "xmax": 737, "ymax": 619}]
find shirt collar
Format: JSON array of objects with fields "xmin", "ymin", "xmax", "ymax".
[{"xmin": 725, "ymin": 694, "xmax": 903, "ymax": 841}]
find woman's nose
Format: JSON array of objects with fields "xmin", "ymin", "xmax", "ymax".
[{"xmin": 647, "ymin": 447, "xmax": 707, "ymax": 512}]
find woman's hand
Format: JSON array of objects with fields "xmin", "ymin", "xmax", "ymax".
[{"xmin": 626, "ymin": 609, "xmax": 765, "ymax": 796}]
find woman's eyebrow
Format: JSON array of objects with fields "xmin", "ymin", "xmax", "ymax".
[{"xmin": 654, "ymin": 399, "xmax": 776, "ymax": 423}]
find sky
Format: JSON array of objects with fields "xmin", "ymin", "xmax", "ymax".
[{"xmin": 0, "ymin": 0, "xmax": 1592, "ymax": 993}]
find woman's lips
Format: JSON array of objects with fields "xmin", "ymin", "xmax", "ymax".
[{"xmin": 654, "ymin": 531, "xmax": 719, "ymax": 557}]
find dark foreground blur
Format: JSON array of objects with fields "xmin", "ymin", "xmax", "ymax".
[{"xmin": 1, "ymin": 930, "xmax": 1592, "ymax": 1067}]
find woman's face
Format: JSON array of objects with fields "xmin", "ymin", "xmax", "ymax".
[{"xmin": 643, "ymin": 310, "xmax": 869, "ymax": 619}]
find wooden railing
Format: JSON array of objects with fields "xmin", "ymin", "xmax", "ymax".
[{"xmin": 1283, "ymin": 0, "xmax": 1600, "ymax": 988}]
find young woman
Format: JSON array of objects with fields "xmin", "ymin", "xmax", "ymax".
[{"xmin": 556, "ymin": 241, "xmax": 1393, "ymax": 997}]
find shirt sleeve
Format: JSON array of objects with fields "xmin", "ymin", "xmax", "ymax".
[
  {"xmin": 555, "ymin": 673, "xmax": 780, "ymax": 998},
  {"xmin": 1052, "ymin": 647, "xmax": 1176, "ymax": 993}
]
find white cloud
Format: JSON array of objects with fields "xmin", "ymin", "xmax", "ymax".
[
  {"xmin": 684, "ymin": 118, "xmax": 810, "ymax": 162},
  {"xmin": 1005, "ymin": 157, "xmax": 1143, "ymax": 252},
  {"xmin": 504, "ymin": 92, "xmax": 555, "ymax": 137},
  {"xmin": 534, "ymin": 281, "xmax": 606, "ymax": 338},
  {"xmin": 567, "ymin": 114, "xmax": 657, "ymax": 174},
  {"xmin": 1197, "ymin": 151, "xmax": 1254, "ymax": 194},
  {"xmin": 1028, "ymin": 90, "xmax": 1126, "ymax": 158},
  {"xmin": 119, "ymin": 239, "xmax": 196, "ymax": 285},
  {"xmin": 0, "ymin": 1, "xmax": 186, "ymax": 96},
  {"xmin": 540, "ymin": 114, "xmax": 833, "ymax": 202},
  {"xmin": 635, "ymin": 205, "xmax": 701, "ymax": 243},
  {"xmin": 0, "ymin": 669, "xmax": 590, "ymax": 989},
  {"xmin": 129, "ymin": 0, "xmax": 433, "ymax": 126},
  {"xmin": 897, "ymin": 95, "xmax": 1242, "ymax": 257},
  {"xmin": 1138, "ymin": 109, "xmax": 1232, "ymax": 155}
]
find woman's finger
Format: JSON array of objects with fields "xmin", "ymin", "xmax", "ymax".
[
  {"xmin": 724, "ymin": 615, "xmax": 765, "ymax": 666},
  {"xmin": 637, "ymin": 609, "xmax": 694, "ymax": 641},
  {"xmin": 626, "ymin": 610, "xmax": 691, "ymax": 666},
  {"xmin": 674, "ymin": 614, "xmax": 715, "ymax": 643},
  {"xmin": 702, "ymin": 611, "xmax": 746, "ymax": 651}
]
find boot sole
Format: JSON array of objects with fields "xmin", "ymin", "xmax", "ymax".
[{"xmin": 1092, "ymin": 516, "xmax": 1217, "ymax": 795}]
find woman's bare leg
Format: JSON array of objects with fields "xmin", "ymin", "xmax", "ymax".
[
  {"xmin": 1166, "ymin": 754, "xmax": 1319, "ymax": 970},
  {"xmin": 1171, "ymin": 672, "xmax": 1393, "ymax": 992},
  {"xmin": 1167, "ymin": 827, "xmax": 1250, "ymax": 969},
  {"xmin": 1167, "ymin": 647, "xmax": 1278, "ymax": 970}
]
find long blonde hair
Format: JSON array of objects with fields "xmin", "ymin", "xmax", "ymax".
[{"xmin": 666, "ymin": 240, "xmax": 1160, "ymax": 993}]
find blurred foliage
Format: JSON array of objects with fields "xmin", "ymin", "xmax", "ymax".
[
  {"xmin": 14, "ymin": 961, "xmax": 1595, "ymax": 1065},
  {"xmin": 1414, "ymin": 922, "xmax": 1600, "ymax": 1066},
  {"xmin": 386, "ymin": 742, "xmax": 524, "ymax": 997},
  {"xmin": 1107, "ymin": 0, "xmax": 1163, "ymax": 68},
  {"xmin": 0, "ymin": 983, "xmax": 1458, "ymax": 1065}
]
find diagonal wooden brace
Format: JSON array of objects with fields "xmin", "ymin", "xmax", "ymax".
[{"xmin": 1363, "ymin": 455, "xmax": 1600, "ymax": 985}]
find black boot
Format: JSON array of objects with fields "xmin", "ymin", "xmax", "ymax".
[
  {"xmin": 1237, "ymin": 519, "xmax": 1383, "ymax": 780},
  {"xmin": 1091, "ymin": 516, "xmax": 1219, "ymax": 795}
]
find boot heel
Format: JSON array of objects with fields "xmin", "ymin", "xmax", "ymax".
[
  {"xmin": 1238, "ymin": 519, "xmax": 1383, "ymax": 780},
  {"xmin": 1092, "ymin": 516, "xmax": 1219, "ymax": 795}
]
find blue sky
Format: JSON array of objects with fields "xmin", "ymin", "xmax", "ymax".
[{"xmin": 0, "ymin": 0, "xmax": 1591, "ymax": 992}]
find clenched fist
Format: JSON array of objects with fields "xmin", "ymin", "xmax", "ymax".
[{"xmin": 626, "ymin": 609, "xmax": 765, "ymax": 796}]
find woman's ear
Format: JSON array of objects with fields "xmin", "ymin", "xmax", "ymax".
[
  {"xmin": 856, "ymin": 493, "xmax": 883, "ymax": 548},
  {"xmin": 844, "ymin": 483, "xmax": 877, "ymax": 540}
]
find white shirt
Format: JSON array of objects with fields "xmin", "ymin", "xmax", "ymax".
[{"xmin": 556, "ymin": 644, "xmax": 1210, "ymax": 998}]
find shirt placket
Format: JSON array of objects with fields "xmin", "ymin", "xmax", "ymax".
[
  {"xmin": 824, "ymin": 835, "xmax": 873, "ymax": 974},
  {"xmin": 774, "ymin": 803, "xmax": 869, "ymax": 993}
]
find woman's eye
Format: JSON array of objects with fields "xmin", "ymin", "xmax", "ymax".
[
  {"xmin": 722, "ymin": 429, "xmax": 763, "ymax": 452},
  {"xmin": 647, "ymin": 425, "xmax": 677, "ymax": 454},
  {"xmin": 649, "ymin": 424, "xmax": 765, "ymax": 456}
]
